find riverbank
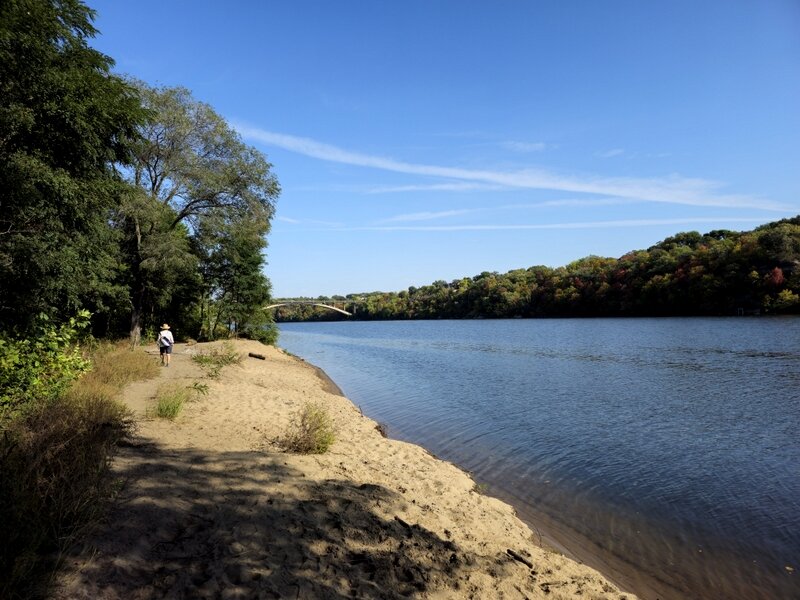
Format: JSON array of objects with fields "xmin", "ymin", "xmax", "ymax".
[{"xmin": 53, "ymin": 339, "xmax": 636, "ymax": 599}]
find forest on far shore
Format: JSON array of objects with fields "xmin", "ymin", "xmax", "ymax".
[{"xmin": 276, "ymin": 216, "xmax": 800, "ymax": 322}]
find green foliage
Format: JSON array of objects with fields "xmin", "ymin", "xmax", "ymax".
[
  {"xmin": 241, "ymin": 322, "xmax": 279, "ymax": 346},
  {"xmin": 191, "ymin": 342, "xmax": 243, "ymax": 378},
  {"xmin": 0, "ymin": 2, "xmax": 281, "ymax": 342},
  {"xmin": 280, "ymin": 402, "xmax": 336, "ymax": 454},
  {"xmin": 195, "ymin": 212, "xmax": 276, "ymax": 341},
  {"xmin": 118, "ymin": 81, "xmax": 280, "ymax": 343},
  {"xmin": 276, "ymin": 217, "xmax": 800, "ymax": 320},
  {"xmin": 0, "ymin": 0, "xmax": 146, "ymax": 332},
  {"xmin": 0, "ymin": 311, "xmax": 93, "ymax": 419}
]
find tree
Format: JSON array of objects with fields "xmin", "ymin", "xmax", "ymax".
[
  {"xmin": 195, "ymin": 209, "xmax": 276, "ymax": 341},
  {"xmin": 0, "ymin": 0, "xmax": 146, "ymax": 331},
  {"xmin": 119, "ymin": 82, "xmax": 279, "ymax": 343}
]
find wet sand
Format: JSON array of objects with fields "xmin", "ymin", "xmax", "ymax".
[{"xmin": 53, "ymin": 340, "xmax": 637, "ymax": 599}]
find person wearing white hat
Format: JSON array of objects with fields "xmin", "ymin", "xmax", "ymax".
[{"xmin": 157, "ymin": 324, "xmax": 175, "ymax": 366}]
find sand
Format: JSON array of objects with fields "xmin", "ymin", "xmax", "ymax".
[{"xmin": 53, "ymin": 340, "xmax": 638, "ymax": 599}]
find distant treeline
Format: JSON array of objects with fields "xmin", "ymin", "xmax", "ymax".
[{"xmin": 276, "ymin": 217, "xmax": 800, "ymax": 321}]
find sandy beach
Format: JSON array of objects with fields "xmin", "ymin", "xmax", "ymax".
[{"xmin": 53, "ymin": 340, "xmax": 637, "ymax": 599}]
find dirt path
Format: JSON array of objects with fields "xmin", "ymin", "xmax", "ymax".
[{"xmin": 52, "ymin": 340, "xmax": 635, "ymax": 600}]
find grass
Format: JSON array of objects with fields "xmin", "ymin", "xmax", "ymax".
[
  {"xmin": 279, "ymin": 401, "xmax": 336, "ymax": 454},
  {"xmin": 84, "ymin": 340, "xmax": 161, "ymax": 387},
  {"xmin": 152, "ymin": 381, "xmax": 210, "ymax": 420},
  {"xmin": 191, "ymin": 341, "xmax": 242, "ymax": 379},
  {"xmin": 153, "ymin": 384, "xmax": 193, "ymax": 420},
  {"xmin": 0, "ymin": 340, "xmax": 157, "ymax": 599}
]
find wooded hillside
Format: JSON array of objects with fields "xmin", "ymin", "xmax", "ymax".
[{"xmin": 276, "ymin": 217, "xmax": 800, "ymax": 321}]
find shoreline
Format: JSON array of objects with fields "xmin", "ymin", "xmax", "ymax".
[
  {"xmin": 54, "ymin": 339, "xmax": 639, "ymax": 599},
  {"xmin": 277, "ymin": 344, "xmax": 647, "ymax": 599},
  {"xmin": 296, "ymin": 354, "xmax": 660, "ymax": 599}
]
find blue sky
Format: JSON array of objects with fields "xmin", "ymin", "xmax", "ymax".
[{"xmin": 91, "ymin": 1, "xmax": 800, "ymax": 297}]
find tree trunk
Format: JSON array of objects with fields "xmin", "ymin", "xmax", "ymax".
[
  {"xmin": 129, "ymin": 304, "xmax": 142, "ymax": 348},
  {"xmin": 128, "ymin": 217, "xmax": 145, "ymax": 348}
]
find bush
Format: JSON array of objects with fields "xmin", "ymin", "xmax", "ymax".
[
  {"xmin": 241, "ymin": 322, "xmax": 278, "ymax": 346},
  {"xmin": 280, "ymin": 402, "xmax": 336, "ymax": 454},
  {"xmin": 0, "ymin": 311, "xmax": 92, "ymax": 420}
]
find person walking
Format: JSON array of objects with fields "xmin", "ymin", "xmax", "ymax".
[{"xmin": 157, "ymin": 323, "xmax": 175, "ymax": 366}]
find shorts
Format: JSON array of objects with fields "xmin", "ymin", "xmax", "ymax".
[{"xmin": 160, "ymin": 345, "xmax": 173, "ymax": 355}]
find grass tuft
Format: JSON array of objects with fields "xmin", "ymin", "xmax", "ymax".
[
  {"xmin": 191, "ymin": 342, "xmax": 242, "ymax": 379},
  {"xmin": 279, "ymin": 401, "xmax": 336, "ymax": 454},
  {"xmin": 153, "ymin": 384, "xmax": 194, "ymax": 420}
]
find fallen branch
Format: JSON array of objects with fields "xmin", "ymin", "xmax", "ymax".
[
  {"xmin": 248, "ymin": 352, "xmax": 266, "ymax": 360},
  {"xmin": 506, "ymin": 549, "xmax": 534, "ymax": 569}
]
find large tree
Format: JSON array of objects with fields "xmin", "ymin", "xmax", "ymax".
[
  {"xmin": 0, "ymin": 0, "xmax": 146, "ymax": 331},
  {"xmin": 119, "ymin": 82, "xmax": 279, "ymax": 343}
]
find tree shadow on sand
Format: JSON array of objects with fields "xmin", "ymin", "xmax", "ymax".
[{"xmin": 53, "ymin": 438, "xmax": 519, "ymax": 599}]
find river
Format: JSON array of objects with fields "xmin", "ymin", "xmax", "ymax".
[{"xmin": 277, "ymin": 317, "xmax": 800, "ymax": 600}]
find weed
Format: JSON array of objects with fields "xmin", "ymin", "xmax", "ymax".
[
  {"xmin": 375, "ymin": 422, "xmax": 389, "ymax": 438},
  {"xmin": 191, "ymin": 342, "xmax": 242, "ymax": 379},
  {"xmin": 190, "ymin": 382, "xmax": 210, "ymax": 396},
  {"xmin": 279, "ymin": 401, "xmax": 336, "ymax": 454}
]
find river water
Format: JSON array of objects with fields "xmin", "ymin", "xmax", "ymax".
[{"xmin": 277, "ymin": 318, "xmax": 800, "ymax": 599}]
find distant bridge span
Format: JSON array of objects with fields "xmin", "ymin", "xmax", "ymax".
[{"xmin": 264, "ymin": 301, "xmax": 352, "ymax": 316}]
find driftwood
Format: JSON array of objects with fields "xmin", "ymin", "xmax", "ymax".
[
  {"xmin": 506, "ymin": 548, "xmax": 534, "ymax": 569},
  {"xmin": 248, "ymin": 352, "xmax": 266, "ymax": 360}
]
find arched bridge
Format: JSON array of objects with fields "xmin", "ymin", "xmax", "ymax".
[{"xmin": 264, "ymin": 301, "xmax": 353, "ymax": 316}]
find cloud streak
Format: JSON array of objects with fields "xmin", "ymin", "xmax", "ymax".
[
  {"xmin": 237, "ymin": 126, "xmax": 790, "ymax": 212},
  {"xmin": 365, "ymin": 182, "xmax": 502, "ymax": 194},
  {"xmin": 378, "ymin": 209, "xmax": 480, "ymax": 223},
  {"xmin": 348, "ymin": 217, "xmax": 772, "ymax": 232}
]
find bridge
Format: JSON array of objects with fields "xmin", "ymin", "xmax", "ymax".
[{"xmin": 264, "ymin": 300, "xmax": 354, "ymax": 316}]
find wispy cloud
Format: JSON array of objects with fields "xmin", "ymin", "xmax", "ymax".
[
  {"xmin": 597, "ymin": 148, "xmax": 625, "ymax": 158},
  {"xmin": 347, "ymin": 217, "xmax": 772, "ymax": 232},
  {"xmin": 276, "ymin": 215, "xmax": 344, "ymax": 227},
  {"xmin": 518, "ymin": 197, "xmax": 635, "ymax": 208},
  {"xmin": 365, "ymin": 182, "xmax": 502, "ymax": 194},
  {"xmin": 378, "ymin": 209, "xmax": 481, "ymax": 223},
  {"xmin": 502, "ymin": 140, "xmax": 547, "ymax": 153},
  {"xmin": 237, "ymin": 126, "xmax": 790, "ymax": 211}
]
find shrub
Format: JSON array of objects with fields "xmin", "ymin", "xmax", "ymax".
[
  {"xmin": 241, "ymin": 323, "xmax": 278, "ymax": 346},
  {"xmin": 280, "ymin": 402, "xmax": 336, "ymax": 454},
  {"xmin": 0, "ymin": 311, "xmax": 92, "ymax": 420}
]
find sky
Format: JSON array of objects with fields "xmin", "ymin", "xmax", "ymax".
[{"xmin": 90, "ymin": 1, "xmax": 800, "ymax": 298}]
